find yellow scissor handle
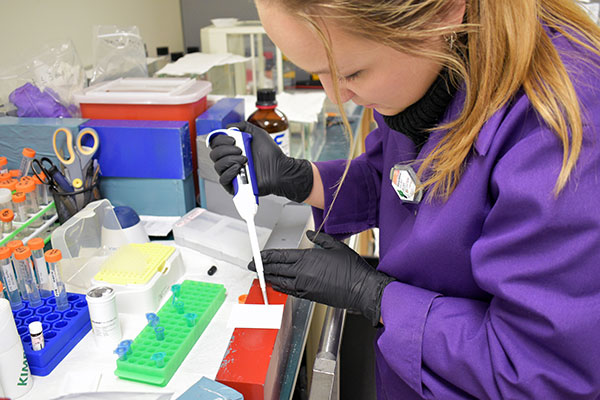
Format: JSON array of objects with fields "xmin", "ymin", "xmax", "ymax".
[
  {"xmin": 53, "ymin": 127, "xmax": 76, "ymax": 166},
  {"xmin": 76, "ymin": 128, "xmax": 99, "ymax": 155}
]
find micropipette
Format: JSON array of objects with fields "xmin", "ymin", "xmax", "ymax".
[{"xmin": 207, "ymin": 128, "xmax": 269, "ymax": 305}]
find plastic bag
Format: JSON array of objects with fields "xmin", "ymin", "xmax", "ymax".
[
  {"xmin": 1, "ymin": 39, "xmax": 85, "ymax": 117},
  {"xmin": 90, "ymin": 25, "xmax": 148, "ymax": 85}
]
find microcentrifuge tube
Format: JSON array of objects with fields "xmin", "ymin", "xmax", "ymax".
[
  {"xmin": 146, "ymin": 312, "xmax": 159, "ymax": 327},
  {"xmin": 44, "ymin": 249, "xmax": 68, "ymax": 311},
  {"xmin": 151, "ymin": 352, "xmax": 166, "ymax": 367},
  {"xmin": 154, "ymin": 326, "xmax": 165, "ymax": 341},
  {"xmin": 114, "ymin": 346, "xmax": 128, "ymax": 361},
  {"xmin": 13, "ymin": 246, "xmax": 42, "ymax": 307},
  {"xmin": 171, "ymin": 284, "xmax": 181, "ymax": 304},
  {"xmin": 185, "ymin": 312, "xmax": 197, "ymax": 327},
  {"xmin": 119, "ymin": 339, "xmax": 133, "ymax": 355},
  {"xmin": 174, "ymin": 299, "xmax": 185, "ymax": 314}
]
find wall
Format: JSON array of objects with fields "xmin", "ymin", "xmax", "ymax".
[
  {"xmin": 0, "ymin": 0, "xmax": 184, "ymax": 68},
  {"xmin": 180, "ymin": 0, "xmax": 259, "ymax": 51}
]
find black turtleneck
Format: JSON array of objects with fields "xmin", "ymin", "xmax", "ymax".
[{"xmin": 382, "ymin": 68, "xmax": 457, "ymax": 150}]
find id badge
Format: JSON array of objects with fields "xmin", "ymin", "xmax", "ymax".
[{"xmin": 390, "ymin": 164, "xmax": 422, "ymax": 204}]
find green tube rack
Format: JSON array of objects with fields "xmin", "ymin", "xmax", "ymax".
[{"xmin": 114, "ymin": 280, "xmax": 226, "ymax": 386}]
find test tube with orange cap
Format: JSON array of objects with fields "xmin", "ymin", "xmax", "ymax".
[
  {"xmin": 6, "ymin": 240, "xmax": 26, "ymax": 300},
  {"xmin": 1, "ymin": 208, "xmax": 14, "ymax": 234},
  {"xmin": 45, "ymin": 249, "xmax": 68, "ymax": 311},
  {"xmin": 16, "ymin": 180, "xmax": 38, "ymax": 215},
  {"xmin": 0, "ymin": 179, "xmax": 18, "ymax": 192},
  {"xmin": 13, "ymin": 246, "xmax": 42, "ymax": 307},
  {"xmin": 28, "ymin": 238, "xmax": 52, "ymax": 298},
  {"xmin": 32, "ymin": 172, "xmax": 50, "ymax": 206},
  {"xmin": 0, "ymin": 246, "xmax": 22, "ymax": 309},
  {"xmin": 0, "ymin": 156, "xmax": 7, "ymax": 174},
  {"xmin": 0, "ymin": 188, "xmax": 12, "ymax": 211},
  {"xmin": 12, "ymin": 192, "xmax": 28, "ymax": 223},
  {"xmin": 18, "ymin": 148, "xmax": 36, "ymax": 178}
]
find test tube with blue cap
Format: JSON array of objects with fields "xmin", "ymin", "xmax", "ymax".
[
  {"xmin": 0, "ymin": 246, "xmax": 22, "ymax": 309},
  {"xmin": 13, "ymin": 246, "xmax": 42, "ymax": 307},
  {"xmin": 146, "ymin": 312, "xmax": 159, "ymax": 327},
  {"xmin": 151, "ymin": 352, "xmax": 166, "ymax": 367},
  {"xmin": 44, "ymin": 249, "xmax": 69, "ymax": 311},
  {"xmin": 171, "ymin": 284, "xmax": 181, "ymax": 304},
  {"xmin": 154, "ymin": 326, "xmax": 165, "ymax": 341}
]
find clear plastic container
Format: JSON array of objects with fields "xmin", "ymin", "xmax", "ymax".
[
  {"xmin": 32, "ymin": 173, "xmax": 50, "ymax": 206},
  {"xmin": 0, "ymin": 156, "xmax": 7, "ymax": 174},
  {"xmin": 0, "ymin": 247, "xmax": 22, "ymax": 309},
  {"xmin": 12, "ymin": 246, "xmax": 42, "ymax": 307},
  {"xmin": 18, "ymin": 148, "xmax": 36, "ymax": 178},
  {"xmin": 44, "ymin": 249, "xmax": 69, "ymax": 311},
  {"xmin": 28, "ymin": 238, "xmax": 52, "ymax": 299},
  {"xmin": 12, "ymin": 192, "xmax": 27, "ymax": 223},
  {"xmin": 0, "ymin": 188, "xmax": 12, "ymax": 211},
  {"xmin": 1, "ymin": 208, "xmax": 14, "ymax": 234},
  {"xmin": 173, "ymin": 207, "xmax": 271, "ymax": 268},
  {"xmin": 0, "ymin": 179, "xmax": 17, "ymax": 192},
  {"xmin": 50, "ymin": 199, "xmax": 126, "ymax": 292},
  {"xmin": 15, "ymin": 180, "xmax": 38, "ymax": 215}
]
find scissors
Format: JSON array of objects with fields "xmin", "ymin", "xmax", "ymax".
[{"xmin": 53, "ymin": 127, "xmax": 99, "ymax": 190}]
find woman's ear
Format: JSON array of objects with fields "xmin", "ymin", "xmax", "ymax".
[{"xmin": 446, "ymin": 0, "xmax": 466, "ymax": 26}]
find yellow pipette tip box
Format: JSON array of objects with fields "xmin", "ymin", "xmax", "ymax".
[{"xmin": 94, "ymin": 243, "xmax": 175, "ymax": 285}]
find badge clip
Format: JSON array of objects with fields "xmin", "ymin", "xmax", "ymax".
[{"xmin": 390, "ymin": 164, "xmax": 422, "ymax": 204}]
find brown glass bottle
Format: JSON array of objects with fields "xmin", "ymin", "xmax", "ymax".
[{"xmin": 247, "ymin": 88, "xmax": 290, "ymax": 155}]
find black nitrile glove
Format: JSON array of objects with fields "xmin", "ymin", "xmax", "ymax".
[
  {"xmin": 249, "ymin": 230, "xmax": 395, "ymax": 327},
  {"xmin": 208, "ymin": 121, "xmax": 313, "ymax": 203}
]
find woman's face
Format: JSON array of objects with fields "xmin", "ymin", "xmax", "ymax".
[{"xmin": 256, "ymin": 1, "xmax": 447, "ymax": 116}]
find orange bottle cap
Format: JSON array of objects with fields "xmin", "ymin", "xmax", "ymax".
[
  {"xmin": 20, "ymin": 176, "xmax": 32, "ymax": 183},
  {"xmin": 31, "ymin": 173, "xmax": 46, "ymax": 185},
  {"xmin": 44, "ymin": 248, "xmax": 62, "ymax": 263},
  {"xmin": 0, "ymin": 281, "xmax": 3, "ymax": 291},
  {"xmin": 0, "ymin": 179, "xmax": 17, "ymax": 191},
  {"xmin": 12, "ymin": 192, "xmax": 26, "ymax": 203},
  {"xmin": 238, "ymin": 294, "xmax": 248, "ymax": 304},
  {"xmin": 0, "ymin": 208, "xmax": 14, "ymax": 222},
  {"xmin": 22, "ymin": 148, "xmax": 36, "ymax": 158},
  {"xmin": 7, "ymin": 240, "xmax": 23, "ymax": 251},
  {"xmin": 0, "ymin": 156, "xmax": 6, "ymax": 166},
  {"xmin": 0, "ymin": 173, "xmax": 9, "ymax": 180},
  {"xmin": 9, "ymin": 170, "xmax": 20, "ymax": 178},
  {"xmin": 13, "ymin": 246, "xmax": 32, "ymax": 260},
  {"xmin": 16, "ymin": 180, "xmax": 35, "ymax": 193},
  {"xmin": 28, "ymin": 237, "xmax": 45, "ymax": 250},
  {"xmin": 0, "ymin": 246, "xmax": 10, "ymax": 259}
]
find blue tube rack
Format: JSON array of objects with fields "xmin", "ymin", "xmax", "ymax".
[{"xmin": 12, "ymin": 293, "xmax": 91, "ymax": 376}]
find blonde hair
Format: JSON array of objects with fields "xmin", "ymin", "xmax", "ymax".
[{"xmin": 273, "ymin": 0, "xmax": 600, "ymax": 201}]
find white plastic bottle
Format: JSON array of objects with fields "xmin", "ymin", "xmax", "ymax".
[{"xmin": 0, "ymin": 298, "xmax": 32, "ymax": 398}]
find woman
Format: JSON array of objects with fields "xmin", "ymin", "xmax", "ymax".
[{"xmin": 209, "ymin": 0, "xmax": 600, "ymax": 397}]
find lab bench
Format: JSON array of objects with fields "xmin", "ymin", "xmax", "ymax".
[{"xmin": 15, "ymin": 102, "xmax": 368, "ymax": 400}]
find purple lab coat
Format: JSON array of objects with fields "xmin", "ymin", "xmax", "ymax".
[{"xmin": 313, "ymin": 29, "xmax": 600, "ymax": 399}]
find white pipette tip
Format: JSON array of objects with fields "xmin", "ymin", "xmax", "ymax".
[{"xmin": 247, "ymin": 218, "xmax": 269, "ymax": 305}]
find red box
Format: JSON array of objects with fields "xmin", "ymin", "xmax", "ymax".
[
  {"xmin": 216, "ymin": 280, "xmax": 288, "ymax": 400},
  {"xmin": 75, "ymin": 78, "xmax": 212, "ymax": 194}
]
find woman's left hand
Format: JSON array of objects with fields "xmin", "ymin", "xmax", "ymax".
[{"xmin": 249, "ymin": 230, "xmax": 395, "ymax": 326}]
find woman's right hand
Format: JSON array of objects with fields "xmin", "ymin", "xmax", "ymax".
[{"xmin": 208, "ymin": 121, "xmax": 314, "ymax": 203}]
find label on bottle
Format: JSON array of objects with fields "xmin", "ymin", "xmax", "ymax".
[
  {"xmin": 31, "ymin": 333, "xmax": 44, "ymax": 351},
  {"xmin": 270, "ymin": 129, "xmax": 290, "ymax": 156}
]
